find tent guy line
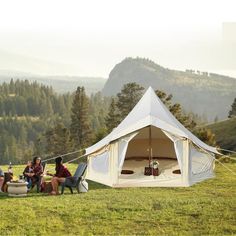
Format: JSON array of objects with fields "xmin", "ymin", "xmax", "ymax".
[
  {"xmin": 41, "ymin": 149, "xmax": 84, "ymax": 163},
  {"xmin": 217, "ymin": 148, "xmax": 236, "ymax": 154},
  {"xmin": 214, "ymin": 159, "xmax": 236, "ymax": 176}
]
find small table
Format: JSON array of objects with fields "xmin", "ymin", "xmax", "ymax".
[
  {"xmin": 144, "ymin": 167, "xmax": 159, "ymax": 176},
  {"xmin": 7, "ymin": 181, "xmax": 28, "ymax": 197}
]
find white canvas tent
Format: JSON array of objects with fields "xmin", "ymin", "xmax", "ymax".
[{"xmin": 85, "ymin": 87, "xmax": 219, "ymax": 187}]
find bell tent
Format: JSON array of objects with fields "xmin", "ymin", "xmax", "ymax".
[{"xmin": 85, "ymin": 87, "xmax": 219, "ymax": 187}]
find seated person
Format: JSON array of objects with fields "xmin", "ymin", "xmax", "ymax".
[
  {"xmin": 0, "ymin": 167, "xmax": 4, "ymax": 193},
  {"xmin": 31, "ymin": 156, "xmax": 43, "ymax": 192},
  {"xmin": 0, "ymin": 168, "xmax": 13, "ymax": 192},
  {"xmin": 23, "ymin": 161, "xmax": 33, "ymax": 189},
  {"xmin": 49, "ymin": 156, "xmax": 72, "ymax": 195}
]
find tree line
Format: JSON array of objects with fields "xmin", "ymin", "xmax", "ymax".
[
  {"xmin": 1, "ymin": 79, "xmax": 231, "ymax": 165},
  {"xmin": 0, "ymin": 80, "xmax": 110, "ymax": 164}
]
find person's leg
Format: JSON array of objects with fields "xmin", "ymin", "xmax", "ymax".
[
  {"xmin": 57, "ymin": 178, "xmax": 66, "ymax": 193},
  {"xmin": 55, "ymin": 178, "xmax": 65, "ymax": 193},
  {"xmin": 51, "ymin": 177, "xmax": 59, "ymax": 194},
  {"xmin": 50, "ymin": 177, "xmax": 65, "ymax": 194},
  {"xmin": 0, "ymin": 177, "xmax": 4, "ymax": 192},
  {"xmin": 40, "ymin": 177, "xmax": 46, "ymax": 192},
  {"xmin": 36, "ymin": 176, "xmax": 42, "ymax": 193},
  {"xmin": 27, "ymin": 177, "xmax": 32, "ymax": 189},
  {"xmin": 25, "ymin": 176, "xmax": 30, "ymax": 189},
  {"xmin": 57, "ymin": 178, "xmax": 66, "ymax": 184}
]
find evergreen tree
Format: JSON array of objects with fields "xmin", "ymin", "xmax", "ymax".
[
  {"xmin": 70, "ymin": 87, "xmax": 93, "ymax": 149},
  {"xmin": 228, "ymin": 98, "xmax": 236, "ymax": 118},
  {"xmin": 116, "ymin": 83, "xmax": 144, "ymax": 121},
  {"xmin": 155, "ymin": 90, "xmax": 196, "ymax": 130},
  {"xmin": 155, "ymin": 89, "xmax": 216, "ymax": 145},
  {"xmin": 193, "ymin": 127, "xmax": 216, "ymax": 147},
  {"xmin": 105, "ymin": 98, "xmax": 120, "ymax": 132},
  {"xmin": 45, "ymin": 123, "xmax": 73, "ymax": 156},
  {"xmin": 93, "ymin": 127, "xmax": 108, "ymax": 144}
]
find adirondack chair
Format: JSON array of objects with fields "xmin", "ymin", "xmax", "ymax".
[{"xmin": 61, "ymin": 163, "xmax": 87, "ymax": 194}]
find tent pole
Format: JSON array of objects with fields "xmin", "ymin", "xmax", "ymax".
[{"xmin": 149, "ymin": 125, "xmax": 152, "ymax": 170}]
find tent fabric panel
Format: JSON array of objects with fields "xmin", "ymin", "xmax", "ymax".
[
  {"xmin": 90, "ymin": 151, "xmax": 109, "ymax": 174},
  {"xmin": 109, "ymin": 142, "xmax": 119, "ymax": 184},
  {"xmin": 118, "ymin": 132, "xmax": 139, "ymax": 172},
  {"xmin": 162, "ymin": 130, "xmax": 184, "ymax": 173},
  {"xmin": 85, "ymin": 151, "xmax": 113, "ymax": 187},
  {"xmin": 190, "ymin": 144, "xmax": 215, "ymax": 176}
]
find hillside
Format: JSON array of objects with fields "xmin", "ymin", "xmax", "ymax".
[
  {"xmin": 0, "ymin": 70, "xmax": 106, "ymax": 94},
  {"xmin": 0, "ymin": 80, "xmax": 72, "ymax": 164},
  {"xmin": 102, "ymin": 57, "xmax": 236, "ymax": 121},
  {"xmin": 0, "ymin": 80, "xmax": 110, "ymax": 164},
  {"xmin": 207, "ymin": 117, "xmax": 236, "ymax": 152}
]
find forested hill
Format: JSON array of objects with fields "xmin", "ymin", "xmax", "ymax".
[
  {"xmin": 0, "ymin": 80, "xmax": 72, "ymax": 165},
  {"xmin": 102, "ymin": 57, "xmax": 236, "ymax": 121},
  {"xmin": 0, "ymin": 79, "xmax": 72, "ymax": 117},
  {"xmin": 0, "ymin": 80, "xmax": 110, "ymax": 165},
  {"xmin": 0, "ymin": 70, "xmax": 106, "ymax": 94}
]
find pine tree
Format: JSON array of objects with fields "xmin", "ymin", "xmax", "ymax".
[
  {"xmin": 155, "ymin": 89, "xmax": 217, "ymax": 145},
  {"xmin": 116, "ymin": 83, "xmax": 144, "ymax": 121},
  {"xmin": 105, "ymin": 98, "xmax": 120, "ymax": 132},
  {"xmin": 193, "ymin": 127, "xmax": 216, "ymax": 147},
  {"xmin": 155, "ymin": 90, "xmax": 196, "ymax": 130},
  {"xmin": 45, "ymin": 123, "xmax": 73, "ymax": 156},
  {"xmin": 228, "ymin": 98, "xmax": 236, "ymax": 118},
  {"xmin": 70, "ymin": 87, "xmax": 93, "ymax": 149}
]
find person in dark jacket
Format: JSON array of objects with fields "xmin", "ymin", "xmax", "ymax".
[
  {"xmin": 23, "ymin": 161, "xmax": 33, "ymax": 189},
  {"xmin": 31, "ymin": 156, "xmax": 43, "ymax": 192},
  {"xmin": 50, "ymin": 156, "xmax": 72, "ymax": 195}
]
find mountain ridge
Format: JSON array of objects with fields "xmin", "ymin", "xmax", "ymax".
[
  {"xmin": 102, "ymin": 57, "xmax": 236, "ymax": 121},
  {"xmin": 0, "ymin": 70, "xmax": 106, "ymax": 94}
]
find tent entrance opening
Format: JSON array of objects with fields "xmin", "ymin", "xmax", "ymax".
[{"xmin": 119, "ymin": 126, "xmax": 181, "ymax": 182}]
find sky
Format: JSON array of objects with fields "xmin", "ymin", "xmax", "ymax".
[{"xmin": 0, "ymin": 0, "xmax": 236, "ymax": 77}]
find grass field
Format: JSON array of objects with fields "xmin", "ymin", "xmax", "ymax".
[{"xmin": 0, "ymin": 163, "xmax": 236, "ymax": 236}]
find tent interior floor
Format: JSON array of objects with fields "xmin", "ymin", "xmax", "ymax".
[{"xmin": 117, "ymin": 158, "xmax": 183, "ymax": 187}]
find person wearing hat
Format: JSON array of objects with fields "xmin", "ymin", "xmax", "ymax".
[{"xmin": 49, "ymin": 156, "xmax": 72, "ymax": 195}]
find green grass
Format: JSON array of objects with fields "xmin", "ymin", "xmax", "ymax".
[{"xmin": 0, "ymin": 163, "xmax": 236, "ymax": 235}]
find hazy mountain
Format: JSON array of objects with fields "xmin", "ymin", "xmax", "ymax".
[
  {"xmin": 102, "ymin": 57, "xmax": 236, "ymax": 121},
  {"xmin": 0, "ymin": 70, "xmax": 106, "ymax": 94}
]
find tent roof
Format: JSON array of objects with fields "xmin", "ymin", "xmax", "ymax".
[{"xmin": 86, "ymin": 87, "xmax": 219, "ymax": 155}]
